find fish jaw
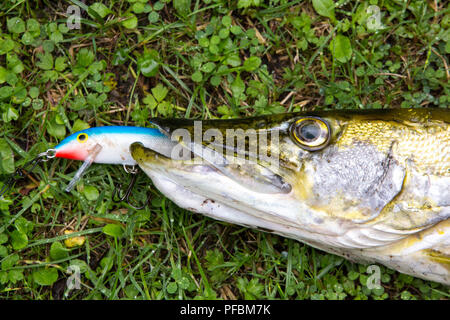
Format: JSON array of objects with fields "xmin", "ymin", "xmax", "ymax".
[
  {"xmin": 130, "ymin": 142, "xmax": 350, "ymax": 244},
  {"xmin": 130, "ymin": 142, "xmax": 415, "ymax": 250}
]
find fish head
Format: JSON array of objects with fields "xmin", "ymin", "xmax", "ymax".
[{"xmin": 131, "ymin": 109, "xmax": 449, "ymax": 250}]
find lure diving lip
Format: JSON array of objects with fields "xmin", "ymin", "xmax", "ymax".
[{"xmin": 64, "ymin": 143, "xmax": 103, "ymax": 192}]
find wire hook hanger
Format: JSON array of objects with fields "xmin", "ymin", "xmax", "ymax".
[
  {"xmin": 112, "ymin": 164, "xmax": 151, "ymax": 210},
  {"xmin": 0, "ymin": 149, "xmax": 56, "ymax": 198}
]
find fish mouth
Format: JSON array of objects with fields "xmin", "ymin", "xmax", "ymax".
[
  {"xmin": 129, "ymin": 142, "xmax": 290, "ymax": 194},
  {"xmin": 129, "ymin": 141, "xmax": 405, "ymax": 250},
  {"xmin": 129, "ymin": 116, "xmax": 306, "ymax": 233},
  {"xmin": 130, "ymin": 140, "xmax": 307, "ymax": 235},
  {"xmin": 144, "ymin": 117, "xmax": 293, "ymax": 195}
]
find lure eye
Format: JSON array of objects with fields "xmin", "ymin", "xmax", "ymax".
[
  {"xmin": 290, "ymin": 117, "xmax": 330, "ymax": 151},
  {"xmin": 77, "ymin": 133, "xmax": 88, "ymax": 143}
]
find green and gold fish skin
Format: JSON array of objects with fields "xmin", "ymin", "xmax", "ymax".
[{"xmin": 131, "ymin": 108, "xmax": 449, "ymax": 285}]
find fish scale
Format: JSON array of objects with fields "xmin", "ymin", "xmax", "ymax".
[{"xmin": 338, "ymin": 119, "xmax": 449, "ymax": 176}]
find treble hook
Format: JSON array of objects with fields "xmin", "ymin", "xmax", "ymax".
[
  {"xmin": 0, "ymin": 149, "xmax": 56, "ymax": 198},
  {"xmin": 112, "ymin": 165, "xmax": 150, "ymax": 210}
]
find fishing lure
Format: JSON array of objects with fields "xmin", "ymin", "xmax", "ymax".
[{"xmin": 0, "ymin": 126, "xmax": 176, "ymax": 209}]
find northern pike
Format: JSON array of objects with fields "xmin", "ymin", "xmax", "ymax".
[{"xmin": 52, "ymin": 108, "xmax": 449, "ymax": 285}]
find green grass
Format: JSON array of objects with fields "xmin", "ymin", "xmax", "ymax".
[{"xmin": 0, "ymin": 0, "xmax": 449, "ymax": 300}]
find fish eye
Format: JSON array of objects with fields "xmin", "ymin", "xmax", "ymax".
[
  {"xmin": 77, "ymin": 133, "xmax": 88, "ymax": 143},
  {"xmin": 290, "ymin": 117, "xmax": 330, "ymax": 151}
]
